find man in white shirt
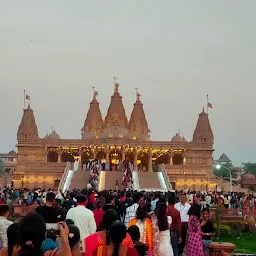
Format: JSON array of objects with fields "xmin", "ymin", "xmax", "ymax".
[
  {"xmin": 66, "ymin": 194, "xmax": 96, "ymax": 252},
  {"xmin": 175, "ymin": 193, "xmax": 191, "ymax": 255},
  {"xmin": 124, "ymin": 193, "xmax": 144, "ymax": 227}
]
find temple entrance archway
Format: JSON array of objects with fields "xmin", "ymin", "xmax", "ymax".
[
  {"xmin": 61, "ymin": 151, "xmax": 75, "ymax": 163},
  {"xmin": 173, "ymin": 151, "xmax": 184, "ymax": 165},
  {"xmin": 109, "ymin": 149, "xmax": 122, "ymax": 171},
  {"xmin": 47, "ymin": 151, "xmax": 58, "ymax": 162}
]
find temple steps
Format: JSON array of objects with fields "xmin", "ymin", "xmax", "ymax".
[
  {"xmin": 99, "ymin": 171, "xmax": 123, "ymax": 191},
  {"xmin": 69, "ymin": 170, "xmax": 91, "ymax": 190},
  {"xmin": 137, "ymin": 172, "xmax": 162, "ymax": 190}
]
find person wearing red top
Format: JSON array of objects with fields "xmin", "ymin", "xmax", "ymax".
[
  {"xmin": 167, "ymin": 193, "xmax": 182, "ymax": 256},
  {"xmin": 93, "ymin": 198, "xmax": 105, "ymax": 229}
]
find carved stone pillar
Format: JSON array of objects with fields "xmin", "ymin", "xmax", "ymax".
[
  {"xmin": 148, "ymin": 149, "xmax": 153, "ymax": 172},
  {"xmin": 57, "ymin": 149, "xmax": 61, "ymax": 163},
  {"xmin": 121, "ymin": 148, "xmax": 126, "ymax": 163},
  {"xmin": 78, "ymin": 148, "xmax": 83, "ymax": 170},
  {"xmin": 183, "ymin": 150, "xmax": 187, "ymax": 166},
  {"xmin": 133, "ymin": 148, "xmax": 138, "ymax": 171},
  {"xmin": 105, "ymin": 146, "xmax": 110, "ymax": 170},
  {"xmin": 169, "ymin": 150, "xmax": 173, "ymax": 165}
]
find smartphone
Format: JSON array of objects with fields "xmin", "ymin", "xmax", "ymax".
[{"xmin": 46, "ymin": 223, "xmax": 60, "ymax": 236}]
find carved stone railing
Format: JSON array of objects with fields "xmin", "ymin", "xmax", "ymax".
[
  {"xmin": 158, "ymin": 163, "xmax": 173, "ymax": 191},
  {"xmin": 13, "ymin": 204, "xmax": 35, "ymax": 217},
  {"xmin": 209, "ymin": 242, "xmax": 235, "ymax": 256}
]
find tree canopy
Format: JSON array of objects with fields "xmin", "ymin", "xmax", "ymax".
[
  {"xmin": 242, "ymin": 162, "xmax": 256, "ymax": 175},
  {"xmin": 213, "ymin": 162, "xmax": 238, "ymax": 179}
]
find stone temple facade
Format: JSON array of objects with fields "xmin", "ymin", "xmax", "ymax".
[{"xmin": 15, "ymin": 82, "xmax": 218, "ymax": 191}]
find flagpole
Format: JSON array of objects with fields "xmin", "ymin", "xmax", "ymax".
[
  {"xmin": 206, "ymin": 94, "xmax": 209, "ymax": 114},
  {"xmin": 24, "ymin": 90, "xmax": 26, "ymax": 109}
]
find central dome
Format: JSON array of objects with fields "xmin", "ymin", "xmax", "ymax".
[{"xmin": 101, "ymin": 124, "xmax": 130, "ymax": 139}]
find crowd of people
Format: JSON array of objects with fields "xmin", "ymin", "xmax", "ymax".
[
  {"xmin": 85, "ymin": 160, "xmax": 101, "ymax": 190},
  {"xmin": 0, "ymin": 187, "xmax": 255, "ymax": 256}
]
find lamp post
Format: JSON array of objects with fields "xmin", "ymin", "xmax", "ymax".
[{"xmin": 216, "ymin": 164, "xmax": 232, "ymax": 192}]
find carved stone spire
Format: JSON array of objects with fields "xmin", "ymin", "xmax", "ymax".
[
  {"xmin": 82, "ymin": 87, "xmax": 104, "ymax": 140},
  {"xmin": 17, "ymin": 104, "xmax": 39, "ymax": 142},
  {"xmin": 104, "ymin": 79, "xmax": 128, "ymax": 128},
  {"xmin": 128, "ymin": 89, "xmax": 150, "ymax": 141},
  {"xmin": 193, "ymin": 108, "xmax": 214, "ymax": 146}
]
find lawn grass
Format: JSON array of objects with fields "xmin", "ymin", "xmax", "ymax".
[{"xmin": 215, "ymin": 235, "xmax": 256, "ymax": 253}]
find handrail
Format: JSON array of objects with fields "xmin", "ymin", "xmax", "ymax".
[{"xmin": 159, "ymin": 163, "xmax": 172, "ymax": 191}]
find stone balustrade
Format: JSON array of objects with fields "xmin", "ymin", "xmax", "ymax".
[{"xmin": 209, "ymin": 242, "xmax": 236, "ymax": 256}]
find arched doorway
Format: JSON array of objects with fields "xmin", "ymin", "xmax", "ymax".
[
  {"xmin": 61, "ymin": 151, "xmax": 75, "ymax": 163},
  {"xmin": 47, "ymin": 151, "xmax": 58, "ymax": 162},
  {"xmin": 173, "ymin": 152, "xmax": 184, "ymax": 165},
  {"xmin": 109, "ymin": 149, "xmax": 122, "ymax": 171}
]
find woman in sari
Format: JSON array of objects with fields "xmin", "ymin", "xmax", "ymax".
[
  {"xmin": 128, "ymin": 206, "xmax": 152, "ymax": 256},
  {"xmin": 93, "ymin": 221, "xmax": 138, "ymax": 256},
  {"xmin": 186, "ymin": 204, "xmax": 203, "ymax": 256},
  {"xmin": 85, "ymin": 210, "xmax": 133, "ymax": 256}
]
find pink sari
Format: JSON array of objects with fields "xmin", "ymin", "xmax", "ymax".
[
  {"xmin": 85, "ymin": 231, "xmax": 133, "ymax": 256},
  {"xmin": 186, "ymin": 215, "xmax": 203, "ymax": 256}
]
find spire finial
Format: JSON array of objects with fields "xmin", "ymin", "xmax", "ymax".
[
  {"xmin": 92, "ymin": 86, "xmax": 98, "ymax": 100},
  {"xmin": 135, "ymin": 88, "xmax": 141, "ymax": 101},
  {"xmin": 113, "ymin": 77, "xmax": 119, "ymax": 93}
]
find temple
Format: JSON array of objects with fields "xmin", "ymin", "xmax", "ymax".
[{"xmin": 14, "ymin": 80, "xmax": 219, "ymax": 191}]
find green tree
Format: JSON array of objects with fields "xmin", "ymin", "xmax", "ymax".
[
  {"xmin": 242, "ymin": 162, "xmax": 256, "ymax": 175},
  {"xmin": 214, "ymin": 162, "xmax": 238, "ymax": 180}
]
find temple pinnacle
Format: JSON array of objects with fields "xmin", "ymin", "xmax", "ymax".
[
  {"xmin": 113, "ymin": 77, "xmax": 119, "ymax": 93},
  {"xmin": 92, "ymin": 86, "xmax": 98, "ymax": 100},
  {"xmin": 135, "ymin": 88, "xmax": 141, "ymax": 101}
]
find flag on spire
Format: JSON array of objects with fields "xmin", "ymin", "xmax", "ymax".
[
  {"xmin": 207, "ymin": 102, "xmax": 213, "ymax": 109},
  {"xmin": 26, "ymin": 94, "xmax": 31, "ymax": 100}
]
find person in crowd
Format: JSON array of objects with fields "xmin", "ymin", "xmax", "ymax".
[
  {"xmin": 85, "ymin": 209, "xmax": 133, "ymax": 256},
  {"xmin": 121, "ymin": 192, "xmax": 133, "ymax": 222},
  {"xmin": 93, "ymin": 221, "xmax": 139, "ymax": 256},
  {"xmin": 103, "ymin": 194, "xmax": 116, "ymax": 212},
  {"xmin": 36, "ymin": 192, "xmax": 58, "ymax": 223},
  {"xmin": 55, "ymin": 198, "xmax": 67, "ymax": 222},
  {"xmin": 124, "ymin": 194, "xmax": 144, "ymax": 227},
  {"xmin": 65, "ymin": 225, "xmax": 81, "ymax": 256},
  {"xmin": 224, "ymin": 195, "xmax": 230, "ymax": 209},
  {"xmin": 56, "ymin": 219, "xmax": 75, "ymax": 250},
  {"xmin": 0, "ymin": 223, "xmax": 20, "ymax": 256},
  {"xmin": 128, "ymin": 206, "xmax": 152, "ymax": 256},
  {"xmin": 93, "ymin": 198, "xmax": 105, "ymax": 229},
  {"xmin": 66, "ymin": 194, "xmax": 96, "ymax": 253},
  {"xmin": 167, "ymin": 193, "xmax": 181, "ymax": 256},
  {"xmin": 17, "ymin": 212, "xmax": 72, "ymax": 256},
  {"xmin": 174, "ymin": 193, "xmax": 191, "ymax": 255},
  {"xmin": 230, "ymin": 195, "xmax": 236, "ymax": 209},
  {"xmin": 151, "ymin": 192, "xmax": 160, "ymax": 212},
  {"xmin": 153, "ymin": 200, "xmax": 173, "ymax": 256},
  {"xmin": 186, "ymin": 204, "xmax": 204, "ymax": 256},
  {"xmin": 0, "ymin": 205, "xmax": 13, "ymax": 249},
  {"xmin": 200, "ymin": 208, "xmax": 215, "ymax": 252},
  {"xmin": 62, "ymin": 192, "xmax": 76, "ymax": 211},
  {"xmin": 127, "ymin": 225, "xmax": 148, "ymax": 256},
  {"xmin": 31, "ymin": 199, "xmax": 41, "ymax": 209}
]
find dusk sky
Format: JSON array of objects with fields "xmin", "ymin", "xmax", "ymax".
[{"xmin": 1, "ymin": 1, "xmax": 256, "ymax": 165}]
